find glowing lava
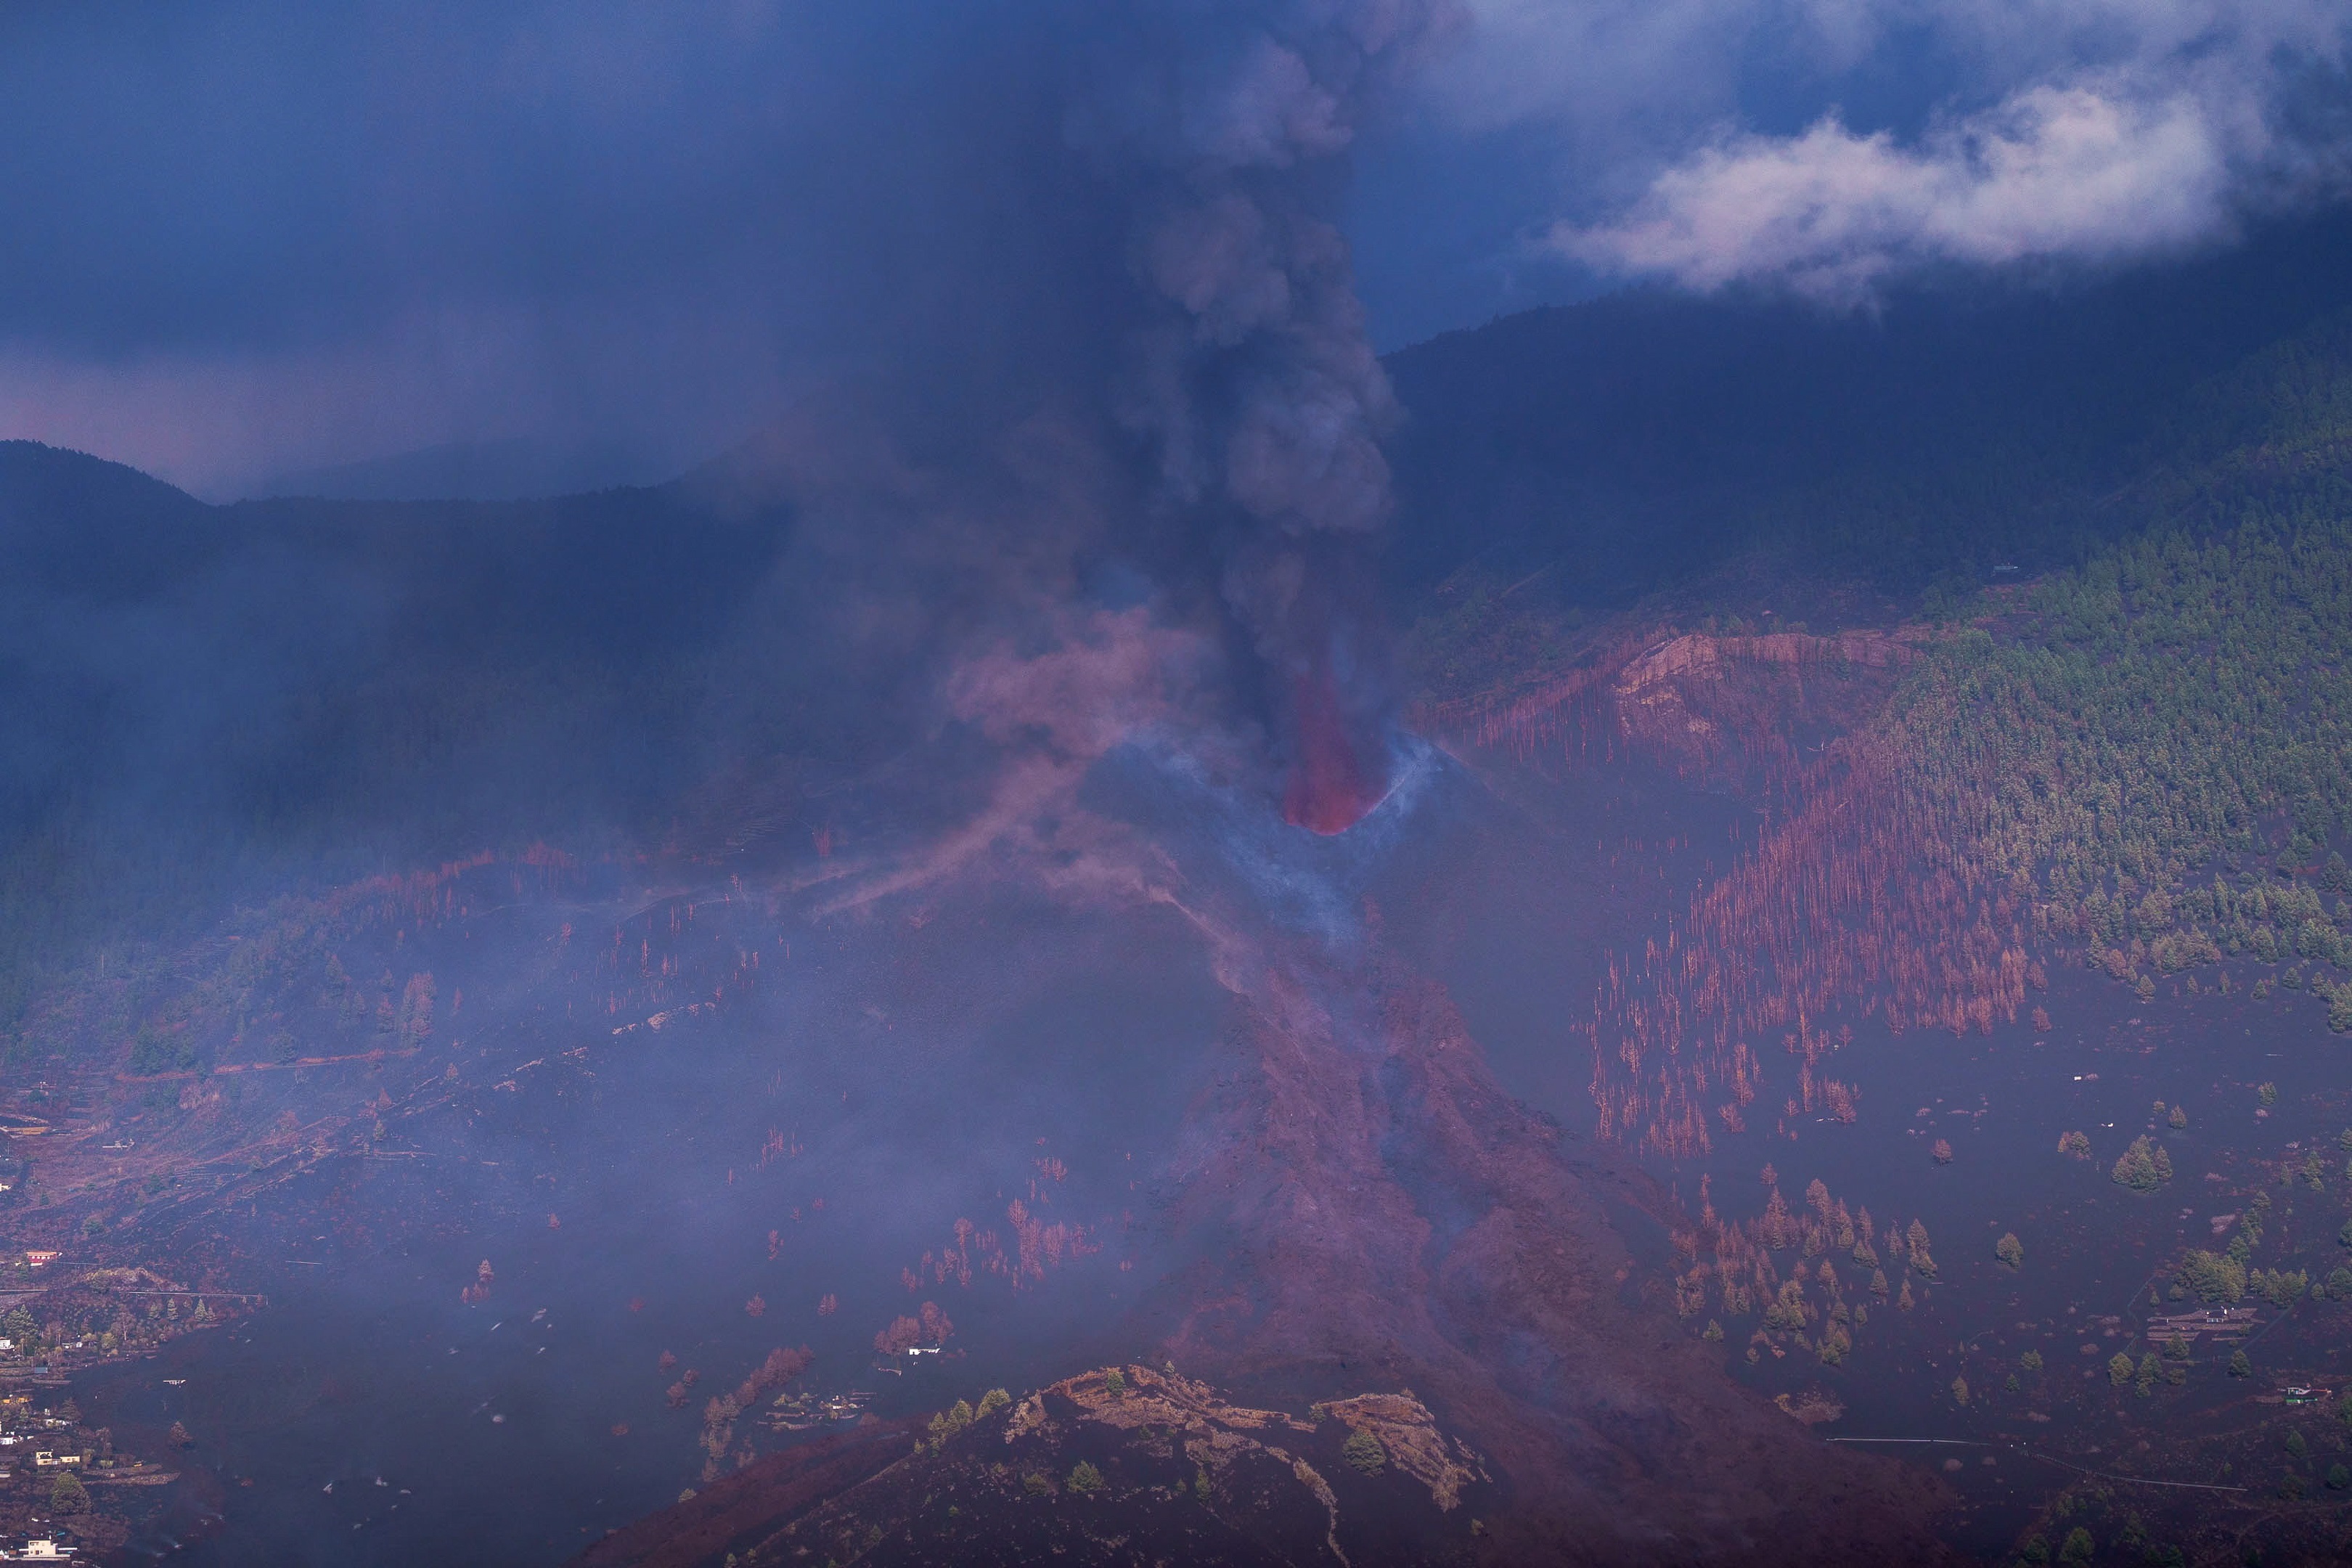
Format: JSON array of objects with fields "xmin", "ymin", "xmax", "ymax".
[{"xmin": 1281, "ymin": 668, "xmax": 1386, "ymax": 834}]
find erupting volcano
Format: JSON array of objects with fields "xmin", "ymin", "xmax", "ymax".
[{"xmin": 23, "ymin": 0, "xmax": 2352, "ymax": 1561}]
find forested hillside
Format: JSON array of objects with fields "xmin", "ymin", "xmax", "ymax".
[
  {"xmin": 1886, "ymin": 293, "xmax": 2352, "ymax": 1002},
  {"xmin": 1894, "ymin": 498, "xmax": 2352, "ymax": 1021},
  {"xmin": 1413, "ymin": 256, "xmax": 2352, "ymax": 1152}
]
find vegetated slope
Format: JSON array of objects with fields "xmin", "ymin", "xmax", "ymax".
[{"xmin": 1413, "ymin": 287, "xmax": 2352, "ymax": 1153}]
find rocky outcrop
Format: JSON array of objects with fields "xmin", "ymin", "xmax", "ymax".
[{"xmin": 633, "ymin": 1366, "xmax": 1497, "ymax": 1568}]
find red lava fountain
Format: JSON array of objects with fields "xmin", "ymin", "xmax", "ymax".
[{"xmin": 1281, "ymin": 668, "xmax": 1385, "ymax": 834}]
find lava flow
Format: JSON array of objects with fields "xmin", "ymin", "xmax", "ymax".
[{"xmin": 1281, "ymin": 667, "xmax": 1386, "ymax": 834}]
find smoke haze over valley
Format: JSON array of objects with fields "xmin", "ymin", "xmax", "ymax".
[{"xmin": 7, "ymin": 4, "xmax": 2352, "ymax": 1567}]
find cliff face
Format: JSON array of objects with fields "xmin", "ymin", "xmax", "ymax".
[{"xmin": 1138, "ymin": 941, "xmax": 1960, "ymax": 1566}]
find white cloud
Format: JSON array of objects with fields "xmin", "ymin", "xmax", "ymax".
[
  {"xmin": 1557, "ymin": 82, "xmax": 2236, "ymax": 301},
  {"xmin": 1428, "ymin": 0, "xmax": 2352, "ymax": 301}
]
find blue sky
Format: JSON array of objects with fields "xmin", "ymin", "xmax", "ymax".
[{"xmin": 0, "ymin": 0, "xmax": 2342, "ymax": 495}]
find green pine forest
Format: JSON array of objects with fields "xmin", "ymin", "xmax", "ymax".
[
  {"xmin": 1885, "ymin": 309, "xmax": 2352, "ymax": 1026},
  {"xmin": 1410, "ymin": 291, "xmax": 2352, "ymax": 1040}
]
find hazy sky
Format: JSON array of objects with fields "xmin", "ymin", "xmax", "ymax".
[{"xmin": 0, "ymin": 0, "xmax": 2343, "ymax": 496}]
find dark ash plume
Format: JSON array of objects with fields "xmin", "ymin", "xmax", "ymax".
[{"xmin": 1070, "ymin": 1, "xmax": 1462, "ymax": 832}]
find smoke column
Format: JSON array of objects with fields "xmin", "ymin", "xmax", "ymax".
[{"xmin": 1066, "ymin": 1, "xmax": 1459, "ymax": 832}]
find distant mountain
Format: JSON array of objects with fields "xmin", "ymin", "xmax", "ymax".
[
  {"xmin": 0, "ymin": 440, "xmax": 798, "ymax": 1016},
  {"xmin": 1382, "ymin": 205, "xmax": 2352, "ymax": 607},
  {"xmin": 249, "ymin": 436, "xmax": 687, "ymax": 503}
]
